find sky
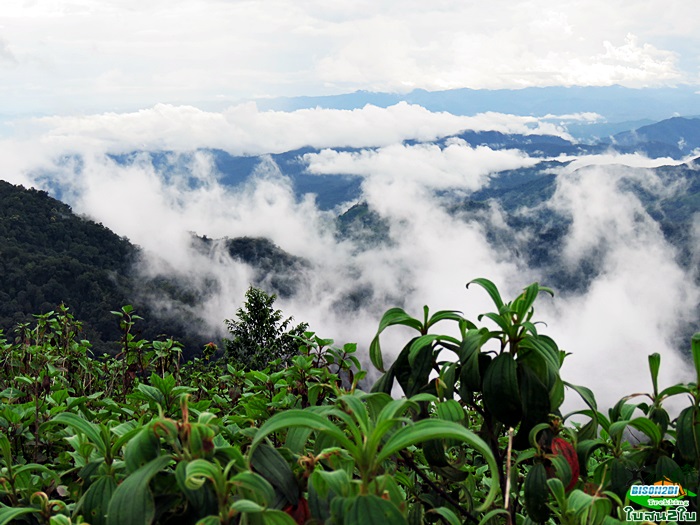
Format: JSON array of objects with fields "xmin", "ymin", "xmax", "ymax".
[
  {"xmin": 2, "ymin": 0, "xmax": 700, "ymax": 120},
  {"xmin": 1, "ymin": 0, "xmax": 700, "ymax": 409}
]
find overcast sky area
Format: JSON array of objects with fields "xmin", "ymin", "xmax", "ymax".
[
  {"xmin": 2, "ymin": 1, "xmax": 700, "ymax": 409},
  {"xmin": 2, "ymin": 0, "xmax": 700, "ymax": 119}
]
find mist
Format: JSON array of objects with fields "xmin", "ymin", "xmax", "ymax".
[{"xmin": 1, "ymin": 102, "xmax": 698, "ymax": 411}]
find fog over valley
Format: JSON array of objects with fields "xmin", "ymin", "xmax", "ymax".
[
  {"xmin": 4, "ymin": 0, "xmax": 700, "ymax": 412},
  {"xmin": 2, "ymin": 101, "xmax": 699, "ymax": 410}
]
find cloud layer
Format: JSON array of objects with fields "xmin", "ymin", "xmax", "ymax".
[
  {"xmin": 21, "ymin": 103, "xmax": 572, "ymax": 155},
  {"xmin": 1, "ymin": 0, "xmax": 697, "ymax": 117},
  {"xmin": 1, "ymin": 102, "xmax": 698, "ymax": 411}
]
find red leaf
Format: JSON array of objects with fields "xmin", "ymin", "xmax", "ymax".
[
  {"xmin": 284, "ymin": 497, "xmax": 311, "ymax": 524},
  {"xmin": 551, "ymin": 437, "xmax": 579, "ymax": 492}
]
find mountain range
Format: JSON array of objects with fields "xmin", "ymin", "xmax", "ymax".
[
  {"xmin": 7, "ymin": 113, "xmax": 700, "ymax": 355},
  {"xmin": 254, "ymin": 85, "xmax": 700, "ymax": 140}
]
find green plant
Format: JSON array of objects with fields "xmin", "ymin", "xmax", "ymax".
[{"xmin": 224, "ymin": 287, "xmax": 308, "ymax": 371}]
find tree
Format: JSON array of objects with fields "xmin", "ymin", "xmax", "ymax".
[{"xmin": 224, "ymin": 287, "xmax": 308, "ymax": 370}]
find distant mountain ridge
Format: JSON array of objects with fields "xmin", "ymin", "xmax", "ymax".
[
  {"xmin": 95, "ymin": 116, "xmax": 700, "ymax": 219},
  {"xmin": 610, "ymin": 117, "xmax": 700, "ymax": 156},
  {"xmin": 255, "ymin": 85, "xmax": 700, "ymax": 138}
]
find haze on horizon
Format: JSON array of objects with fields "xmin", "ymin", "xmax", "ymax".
[{"xmin": 1, "ymin": 0, "xmax": 700, "ymax": 120}]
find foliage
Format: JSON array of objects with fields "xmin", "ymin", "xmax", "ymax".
[
  {"xmin": 0, "ymin": 180, "xmax": 208, "ymax": 356},
  {"xmin": 0, "ymin": 279, "xmax": 698, "ymax": 525},
  {"xmin": 224, "ymin": 287, "xmax": 308, "ymax": 371}
]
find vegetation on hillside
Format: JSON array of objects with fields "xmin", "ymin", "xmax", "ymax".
[
  {"xmin": 0, "ymin": 280, "xmax": 697, "ymax": 524},
  {"xmin": 0, "ymin": 181, "xmax": 307, "ymax": 357}
]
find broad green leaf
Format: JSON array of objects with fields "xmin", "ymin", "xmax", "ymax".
[
  {"xmin": 478, "ymin": 312, "xmax": 511, "ymax": 334},
  {"xmin": 231, "ymin": 471, "xmax": 277, "ymax": 506},
  {"xmin": 607, "ymin": 420, "xmax": 629, "ymax": 443},
  {"xmin": 251, "ymin": 444, "xmax": 299, "ymax": 505},
  {"xmin": 310, "ymin": 469, "xmax": 351, "ymax": 499},
  {"xmin": 370, "ymin": 308, "xmax": 423, "ymax": 371},
  {"xmin": 428, "ymin": 506, "xmax": 462, "ymax": 525},
  {"xmin": 362, "ymin": 392, "xmax": 394, "ymax": 423},
  {"xmin": 230, "ymin": 499, "xmax": 265, "ymax": 513},
  {"xmin": 345, "ymin": 494, "xmax": 407, "ymax": 525},
  {"xmin": 576, "ymin": 439, "xmax": 609, "ymax": 471},
  {"xmin": 692, "ymin": 332, "xmax": 700, "ymax": 385},
  {"xmin": 513, "ymin": 282, "xmax": 545, "ymax": 320},
  {"xmin": 185, "ymin": 458, "xmax": 222, "ymax": 490},
  {"xmin": 136, "ymin": 384, "xmax": 166, "ymax": 407},
  {"xmin": 521, "ymin": 337, "xmax": 560, "ymax": 373},
  {"xmin": 77, "ymin": 474, "xmax": 117, "ymax": 525},
  {"xmin": 567, "ymin": 489, "xmax": 594, "ymax": 515},
  {"xmin": 251, "ymin": 409, "xmax": 357, "ymax": 459},
  {"xmin": 52, "ymin": 412, "xmax": 107, "ymax": 457},
  {"xmin": 124, "ymin": 424, "xmax": 160, "ymax": 473},
  {"xmin": 261, "ymin": 510, "xmax": 297, "ymax": 525},
  {"xmin": 0, "ymin": 507, "xmax": 39, "ymax": 525},
  {"xmin": 467, "ymin": 278, "xmax": 504, "ymax": 310},
  {"xmin": 377, "ymin": 420, "xmax": 499, "ymax": 511},
  {"xmin": 106, "ymin": 455, "xmax": 172, "ymax": 525},
  {"xmin": 426, "ymin": 310, "xmax": 463, "ymax": 330},
  {"xmin": 477, "ymin": 508, "xmax": 511, "ymax": 525},
  {"xmin": 528, "ymin": 422, "xmax": 552, "ymax": 450},
  {"xmin": 284, "ymin": 426, "xmax": 313, "ymax": 454},
  {"xmin": 435, "ymin": 399, "xmax": 464, "ymax": 423},
  {"xmin": 376, "ymin": 397, "xmax": 417, "ymax": 426},
  {"xmin": 50, "ymin": 515, "xmax": 72, "ymax": 525},
  {"xmin": 408, "ymin": 334, "xmax": 460, "ymax": 366},
  {"xmin": 546, "ymin": 477, "xmax": 567, "ymax": 509},
  {"xmin": 564, "ymin": 382, "xmax": 598, "ymax": 411},
  {"xmin": 176, "ymin": 461, "xmax": 217, "ymax": 517},
  {"xmin": 338, "ymin": 394, "xmax": 370, "ymax": 436},
  {"xmin": 658, "ymin": 384, "xmax": 691, "ymax": 399},
  {"xmin": 648, "ymin": 353, "xmax": 661, "ymax": 397},
  {"xmin": 626, "ymin": 417, "xmax": 662, "ymax": 448},
  {"xmin": 13, "ymin": 463, "xmax": 61, "ymax": 485}
]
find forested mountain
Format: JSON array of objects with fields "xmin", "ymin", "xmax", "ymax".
[
  {"xmin": 0, "ymin": 181, "xmax": 202, "ymax": 354},
  {"xmin": 0, "ymin": 180, "xmax": 137, "ymax": 348},
  {"xmin": 610, "ymin": 117, "xmax": 700, "ymax": 157},
  {"xmin": 0, "ymin": 181, "xmax": 301, "ymax": 356}
]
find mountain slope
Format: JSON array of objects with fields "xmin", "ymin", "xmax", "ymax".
[
  {"xmin": 0, "ymin": 180, "xmax": 316, "ymax": 356},
  {"xmin": 0, "ymin": 183, "xmax": 206, "ymax": 354},
  {"xmin": 611, "ymin": 117, "xmax": 700, "ymax": 157}
]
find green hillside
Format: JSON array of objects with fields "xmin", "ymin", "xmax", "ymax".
[{"xmin": 0, "ymin": 180, "xmax": 205, "ymax": 355}]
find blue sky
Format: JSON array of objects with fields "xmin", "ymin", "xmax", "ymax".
[{"xmin": 1, "ymin": 0, "xmax": 699, "ymax": 119}]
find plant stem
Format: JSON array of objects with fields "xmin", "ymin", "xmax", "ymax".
[{"xmin": 399, "ymin": 450, "xmax": 479, "ymax": 525}]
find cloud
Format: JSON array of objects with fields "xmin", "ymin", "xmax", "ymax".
[
  {"xmin": 0, "ymin": 37, "xmax": 17, "ymax": 65},
  {"xmin": 542, "ymin": 164, "xmax": 697, "ymax": 407},
  {"xmin": 2, "ymin": 101, "xmax": 699, "ymax": 412},
  {"xmin": 1, "ymin": 0, "xmax": 696, "ymax": 116},
  {"xmin": 20, "ymin": 103, "xmax": 573, "ymax": 155},
  {"xmin": 553, "ymin": 151, "xmax": 690, "ymax": 173},
  {"xmin": 303, "ymin": 140, "xmax": 539, "ymax": 192}
]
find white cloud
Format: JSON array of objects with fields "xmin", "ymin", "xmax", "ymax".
[
  {"xmin": 1, "ymin": 100, "xmax": 699, "ymax": 412},
  {"xmin": 19, "ymin": 103, "xmax": 573, "ymax": 155},
  {"xmin": 303, "ymin": 141, "xmax": 538, "ymax": 192},
  {"xmin": 543, "ymin": 164, "xmax": 697, "ymax": 407},
  {"xmin": 0, "ymin": 0, "xmax": 697, "ymax": 116},
  {"xmin": 553, "ymin": 151, "xmax": 690, "ymax": 173}
]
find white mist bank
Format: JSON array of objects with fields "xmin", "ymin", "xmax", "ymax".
[{"xmin": 0, "ymin": 103, "xmax": 697, "ymax": 410}]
